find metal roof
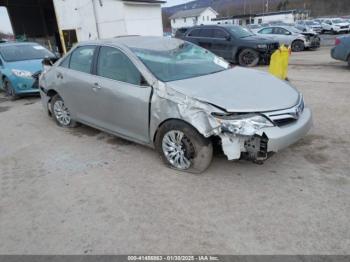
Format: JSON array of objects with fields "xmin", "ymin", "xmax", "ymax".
[{"xmin": 169, "ymin": 7, "xmax": 217, "ymax": 19}]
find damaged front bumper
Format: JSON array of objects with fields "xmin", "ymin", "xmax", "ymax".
[{"xmin": 218, "ymin": 107, "xmax": 312, "ymax": 162}]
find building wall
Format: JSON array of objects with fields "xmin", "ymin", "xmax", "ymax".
[
  {"xmin": 255, "ymin": 13, "xmax": 295, "ymax": 24},
  {"xmin": 53, "ymin": 0, "xmax": 99, "ymax": 42},
  {"xmin": 123, "ymin": 3, "xmax": 163, "ymax": 36},
  {"xmin": 53, "ymin": 0, "xmax": 163, "ymax": 44},
  {"xmin": 170, "ymin": 8, "xmax": 217, "ymax": 30}
]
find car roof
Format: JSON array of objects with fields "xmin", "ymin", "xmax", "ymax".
[
  {"xmin": 78, "ymin": 36, "xmax": 186, "ymax": 52},
  {"xmin": 0, "ymin": 42, "xmax": 40, "ymax": 47}
]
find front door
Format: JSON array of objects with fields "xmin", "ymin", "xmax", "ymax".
[{"xmin": 91, "ymin": 46, "xmax": 152, "ymax": 143}]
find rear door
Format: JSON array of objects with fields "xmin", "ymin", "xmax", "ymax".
[
  {"xmin": 54, "ymin": 45, "xmax": 98, "ymax": 122},
  {"xmin": 210, "ymin": 28, "xmax": 233, "ymax": 60},
  {"xmin": 91, "ymin": 46, "xmax": 152, "ymax": 143}
]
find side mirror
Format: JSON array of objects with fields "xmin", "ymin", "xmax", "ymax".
[{"xmin": 42, "ymin": 57, "xmax": 60, "ymax": 67}]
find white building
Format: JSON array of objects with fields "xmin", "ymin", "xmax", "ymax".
[
  {"xmin": 213, "ymin": 10, "xmax": 310, "ymax": 27},
  {"xmin": 170, "ymin": 7, "xmax": 218, "ymax": 31},
  {"xmin": 0, "ymin": 0, "xmax": 164, "ymax": 53},
  {"xmin": 54, "ymin": 0, "xmax": 165, "ymax": 52}
]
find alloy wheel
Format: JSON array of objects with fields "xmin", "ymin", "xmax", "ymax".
[
  {"xmin": 162, "ymin": 130, "xmax": 194, "ymax": 170},
  {"xmin": 53, "ymin": 100, "xmax": 71, "ymax": 126}
]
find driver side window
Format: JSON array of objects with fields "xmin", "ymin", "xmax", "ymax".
[
  {"xmin": 273, "ymin": 27, "xmax": 289, "ymax": 35},
  {"xmin": 96, "ymin": 46, "xmax": 144, "ymax": 86}
]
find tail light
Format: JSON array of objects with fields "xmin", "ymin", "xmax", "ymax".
[{"xmin": 335, "ymin": 38, "xmax": 341, "ymax": 46}]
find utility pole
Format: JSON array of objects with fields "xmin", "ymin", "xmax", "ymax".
[
  {"xmin": 266, "ymin": 0, "xmax": 269, "ymax": 13},
  {"xmin": 91, "ymin": 0, "xmax": 101, "ymax": 39}
]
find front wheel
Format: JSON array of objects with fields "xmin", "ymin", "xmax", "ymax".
[
  {"xmin": 291, "ymin": 40, "xmax": 305, "ymax": 52},
  {"xmin": 4, "ymin": 79, "xmax": 18, "ymax": 100},
  {"xmin": 51, "ymin": 94, "xmax": 78, "ymax": 128},
  {"xmin": 155, "ymin": 120, "xmax": 213, "ymax": 174},
  {"xmin": 238, "ymin": 49, "xmax": 260, "ymax": 67}
]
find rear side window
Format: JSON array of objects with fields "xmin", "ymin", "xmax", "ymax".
[
  {"xmin": 213, "ymin": 29, "xmax": 228, "ymax": 38},
  {"xmin": 258, "ymin": 27, "xmax": 273, "ymax": 34},
  {"xmin": 69, "ymin": 46, "xmax": 95, "ymax": 74},
  {"xmin": 96, "ymin": 46, "xmax": 142, "ymax": 86},
  {"xmin": 199, "ymin": 29, "xmax": 214, "ymax": 38},
  {"xmin": 187, "ymin": 29, "xmax": 202, "ymax": 37}
]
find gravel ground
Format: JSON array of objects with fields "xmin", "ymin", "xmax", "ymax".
[{"xmin": 0, "ymin": 47, "xmax": 349, "ymax": 255}]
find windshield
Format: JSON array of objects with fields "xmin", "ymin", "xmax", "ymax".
[
  {"xmin": 131, "ymin": 42, "xmax": 229, "ymax": 82},
  {"xmin": 0, "ymin": 44, "xmax": 54, "ymax": 62},
  {"xmin": 227, "ymin": 26, "xmax": 255, "ymax": 38},
  {"xmin": 288, "ymin": 27, "xmax": 302, "ymax": 33}
]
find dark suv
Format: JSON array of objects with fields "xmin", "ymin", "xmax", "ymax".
[{"xmin": 176, "ymin": 25, "xmax": 280, "ymax": 67}]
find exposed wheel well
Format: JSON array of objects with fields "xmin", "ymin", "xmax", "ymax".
[
  {"xmin": 46, "ymin": 89, "xmax": 58, "ymax": 98},
  {"xmin": 45, "ymin": 90, "xmax": 59, "ymax": 116},
  {"xmin": 153, "ymin": 118, "xmax": 202, "ymax": 145}
]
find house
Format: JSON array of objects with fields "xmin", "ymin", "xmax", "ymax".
[
  {"xmin": 213, "ymin": 10, "xmax": 310, "ymax": 27},
  {"xmin": 169, "ymin": 7, "xmax": 218, "ymax": 31},
  {"xmin": 0, "ymin": 0, "xmax": 165, "ymax": 53}
]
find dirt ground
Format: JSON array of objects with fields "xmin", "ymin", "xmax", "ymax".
[{"xmin": 0, "ymin": 47, "xmax": 349, "ymax": 254}]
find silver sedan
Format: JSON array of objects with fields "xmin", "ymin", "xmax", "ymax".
[
  {"xmin": 254, "ymin": 26, "xmax": 320, "ymax": 52},
  {"xmin": 39, "ymin": 36, "xmax": 312, "ymax": 173}
]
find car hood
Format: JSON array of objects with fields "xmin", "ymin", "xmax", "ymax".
[
  {"xmin": 6, "ymin": 59, "xmax": 43, "ymax": 73},
  {"xmin": 166, "ymin": 67, "xmax": 300, "ymax": 113}
]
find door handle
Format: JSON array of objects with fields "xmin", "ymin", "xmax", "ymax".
[{"xmin": 93, "ymin": 82, "xmax": 101, "ymax": 90}]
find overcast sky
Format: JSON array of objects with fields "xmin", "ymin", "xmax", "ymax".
[{"xmin": 0, "ymin": 7, "xmax": 12, "ymax": 34}]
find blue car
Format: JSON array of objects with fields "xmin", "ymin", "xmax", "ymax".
[
  {"xmin": 0, "ymin": 42, "xmax": 56, "ymax": 100},
  {"xmin": 331, "ymin": 36, "xmax": 350, "ymax": 67}
]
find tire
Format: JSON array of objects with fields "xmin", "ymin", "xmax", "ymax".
[
  {"xmin": 291, "ymin": 40, "xmax": 305, "ymax": 52},
  {"xmin": 238, "ymin": 48, "xmax": 260, "ymax": 67},
  {"xmin": 51, "ymin": 94, "xmax": 78, "ymax": 128},
  {"xmin": 3, "ymin": 79, "xmax": 18, "ymax": 101},
  {"xmin": 155, "ymin": 120, "xmax": 213, "ymax": 174}
]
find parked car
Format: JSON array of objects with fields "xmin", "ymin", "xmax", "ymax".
[
  {"xmin": 175, "ymin": 25, "xmax": 280, "ymax": 67},
  {"xmin": 174, "ymin": 27, "xmax": 190, "ymax": 38},
  {"xmin": 0, "ymin": 42, "xmax": 56, "ymax": 100},
  {"xmin": 322, "ymin": 18, "xmax": 350, "ymax": 34},
  {"xmin": 331, "ymin": 36, "xmax": 350, "ymax": 66},
  {"xmin": 295, "ymin": 20, "xmax": 323, "ymax": 34},
  {"xmin": 254, "ymin": 26, "xmax": 320, "ymax": 52},
  {"xmin": 39, "ymin": 36, "xmax": 312, "ymax": 173}
]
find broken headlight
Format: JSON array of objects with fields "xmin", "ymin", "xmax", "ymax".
[
  {"xmin": 12, "ymin": 69, "xmax": 33, "ymax": 78},
  {"xmin": 212, "ymin": 113, "xmax": 274, "ymax": 136}
]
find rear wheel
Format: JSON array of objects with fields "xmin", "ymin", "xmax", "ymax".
[
  {"xmin": 4, "ymin": 79, "xmax": 18, "ymax": 100},
  {"xmin": 238, "ymin": 48, "xmax": 260, "ymax": 67},
  {"xmin": 155, "ymin": 120, "xmax": 213, "ymax": 174},
  {"xmin": 51, "ymin": 94, "xmax": 78, "ymax": 128},
  {"xmin": 291, "ymin": 40, "xmax": 305, "ymax": 52}
]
